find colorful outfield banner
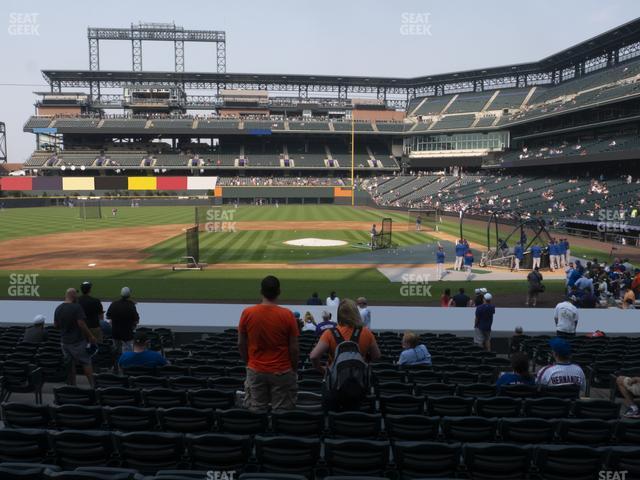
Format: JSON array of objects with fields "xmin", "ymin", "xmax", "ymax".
[{"xmin": 0, "ymin": 176, "xmax": 218, "ymax": 191}]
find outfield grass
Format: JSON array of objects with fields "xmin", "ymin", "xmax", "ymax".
[{"xmin": 0, "ymin": 268, "xmax": 568, "ymax": 305}]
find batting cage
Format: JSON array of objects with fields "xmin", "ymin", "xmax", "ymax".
[
  {"xmin": 185, "ymin": 226, "xmax": 200, "ymax": 264},
  {"xmin": 79, "ymin": 200, "xmax": 102, "ymax": 220},
  {"xmin": 373, "ymin": 218, "xmax": 393, "ymax": 250},
  {"xmin": 408, "ymin": 209, "xmax": 437, "ymax": 231}
]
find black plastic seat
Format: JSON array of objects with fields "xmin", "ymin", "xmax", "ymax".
[
  {"xmin": 539, "ymin": 384, "xmax": 580, "ymax": 399},
  {"xmin": 190, "ymin": 365, "xmax": 226, "ymax": 378},
  {"xmin": 573, "ymin": 399, "xmax": 620, "ymax": 420},
  {"xmin": 392, "ymin": 441, "xmax": 460, "ymax": 478},
  {"xmin": 414, "ymin": 382, "xmax": 455, "ymax": 397},
  {"xmin": 0, "ymin": 462, "xmax": 60, "ymax": 479},
  {"xmin": 605, "ymin": 446, "xmax": 640, "ymax": 480},
  {"xmin": 384, "ymin": 414, "xmax": 439, "ymax": 441},
  {"xmin": 50, "ymin": 404, "xmax": 104, "ymax": 430},
  {"xmin": 58, "ymin": 467, "xmax": 140, "ymax": 480},
  {"xmin": 463, "ymin": 442, "xmax": 531, "ymax": 480},
  {"xmin": 534, "ymin": 445, "xmax": 604, "ymax": 480},
  {"xmin": 1, "ymin": 402, "xmax": 50, "ymax": 428},
  {"xmin": 379, "ymin": 394, "xmax": 424, "ymax": 415},
  {"xmin": 188, "ymin": 389, "xmax": 235, "ymax": 410},
  {"xmin": 426, "ymin": 396, "xmax": 474, "ymax": 416},
  {"xmin": 0, "ymin": 362, "xmax": 44, "ymax": 404},
  {"xmin": 167, "ymin": 376, "xmax": 208, "ymax": 390},
  {"xmin": 141, "ymin": 388, "xmax": 188, "ymax": 408},
  {"xmin": 49, "ymin": 429, "xmax": 114, "ymax": 469},
  {"xmin": 185, "ymin": 433, "xmax": 252, "ymax": 471},
  {"xmin": 475, "ymin": 396, "xmax": 522, "ymax": 417},
  {"xmin": 114, "ymin": 431, "xmax": 185, "ymax": 474},
  {"xmin": 523, "ymin": 397, "xmax": 572, "ymax": 419},
  {"xmin": 457, "ymin": 383, "xmax": 497, "ymax": 398},
  {"xmin": 374, "ymin": 382, "xmax": 413, "ymax": 397},
  {"xmin": 103, "ymin": 406, "xmax": 158, "ymax": 432},
  {"xmin": 53, "ymin": 386, "xmax": 97, "ymax": 406},
  {"xmin": 444, "ymin": 371, "xmax": 479, "ymax": 385},
  {"xmin": 96, "ymin": 388, "xmax": 142, "ymax": 407},
  {"xmin": 614, "ymin": 419, "xmax": 640, "ymax": 444},
  {"xmin": 297, "ymin": 379, "xmax": 323, "ymax": 394},
  {"xmin": 0, "ymin": 428, "xmax": 50, "ymax": 463},
  {"xmin": 93, "ymin": 373, "xmax": 129, "ymax": 388},
  {"xmin": 254, "ymin": 435, "xmax": 321, "ymax": 478},
  {"xmin": 207, "ymin": 377, "xmax": 244, "ymax": 393},
  {"xmin": 498, "ymin": 417, "xmax": 557, "ymax": 444},
  {"xmin": 216, "ymin": 409, "xmax": 268, "ymax": 435},
  {"xmin": 324, "ymin": 438, "xmax": 390, "ymax": 477},
  {"xmin": 157, "ymin": 407, "xmax": 215, "ymax": 433},
  {"xmin": 327, "ymin": 411, "xmax": 382, "ymax": 439},
  {"xmin": 121, "ymin": 366, "xmax": 156, "ymax": 377},
  {"xmin": 128, "ymin": 375, "xmax": 167, "ymax": 389},
  {"xmin": 157, "ymin": 365, "xmax": 190, "ymax": 377},
  {"xmin": 271, "ymin": 410, "xmax": 324, "ymax": 437},
  {"xmin": 441, "ymin": 416, "xmax": 497, "ymax": 442},
  {"xmin": 498, "ymin": 384, "xmax": 538, "ymax": 398},
  {"xmin": 556, "ymin": 418, "xmax": 614, "ymax": 445}
]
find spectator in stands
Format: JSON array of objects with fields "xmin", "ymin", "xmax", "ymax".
[
  {"xmin": 315, "ymin": 310, "xmax": 336, "ymax": 336},
  {"xmin": 23, "ymin": 314, "xmax": 47, "ymax": 343},
  {"xmin": 451, "ymin": 287, "xmax": 471, "ymax": 307},
  {"xmin": 554, "ymin": 296, "xmax": 579, "ymax": 337},
  {"xmin": 615, "ymin": 374, "xmax": 640, "ymax": 418},
  {"xmin": 578, "ymin": 287, "xmax": 598, "ymax": 309},
  {"xmin": 398, "ymin": 331, "xmax": 432, "ymax": 366},
  {"xmin": 306, "ymin": 292, "xmax": 323, "ymax": 306},
  {"xmin": 238, "ymin": 275, "xmax": 299, "ymax": 412},
  {"xmin": 574, "ymin": 272, "xmax": 594, "ymax": 295},
  {"xmin": 100, "ymin": 318, "xmax": 112, "ymax": 338},
  {"xmin": 54, "ymin": 288, "xmax": 97, "ymax": 387},
  {"xmin": 326, "ymin": 291, "xmax": 340, "ymax": 307},
  {"xmin": 436, "ymin": 246, "xmax": 446, "ymax": 280},
  {"xmin": 292, "ymin": 311, "xmax": 303, "ymax": 333},
  {"xmin": 510, "ymin": 326, "xmax": 525, "ymax": 354},
  {"xmin": 526, "ymin": 267, "xmax": 544, "ymax": 307},
  {"xmin": 496, "ymin": 352, "xmax": 535, "ymax": 387},
  {"xmin": 107, "ymin": 287, "xmax": 140, "ymax": 357},
  {"xmin": 118, "ymin": 331, "xmax": 168, "ymax": 369},
  {"xmin": 357, "ymin": 297, "xmax": 372, "ymax": 328},
  {"xmin": 474, "ymin": 293, "xmax": 495, "ymax": 352},
  {"xmin": 473, "ymin": 288, "xmax": 488, "ymax": 307},
  {"xmin": 531, "ymin": 244, "xmax": 542, "ymax": 270},
  {"xmin": 302, "ymin": 312, "xmax": 317, "ymax": 332},
  {"xmin": 78, "ymin": 281, "xmax": 104, "ymax": 344},
  {"xmin": 536, "ymin": 337, "xmax": 586, "ymax": 392},
  {"xmin": 440, "ymin": 288, "xmax": 451, "ymax": 307},
  {"xmin": 621, "ymin": 285, "xmax": 636, "ymax": 309},
  {"xmin": 309, "ymin": 298, "xmax": 380, "ymax": 409}
]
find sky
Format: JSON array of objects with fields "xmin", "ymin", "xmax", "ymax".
[{"xmin": 1, "ymin": 0, "xmax": 640, "ymax": 163}]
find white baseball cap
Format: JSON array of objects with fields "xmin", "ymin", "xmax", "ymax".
[
  {"xmin": 121, "ymin": 287, "xmax": 131, "ymax": 298},
  {"xmin": 33, "ymin": 314, "xmax": 46, "ymax": 325},
  {"xmin": 484, "ymin": 293, "xmax": 493, "ymax": 301}
]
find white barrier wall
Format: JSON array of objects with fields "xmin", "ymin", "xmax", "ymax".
[{"xmin": 1, "ymin": 300, "xmax": 638, "ymax": 336}]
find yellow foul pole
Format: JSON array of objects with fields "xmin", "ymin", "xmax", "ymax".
[{"xmin": 351, "ymin": 114, "xmax": 355, "ymax": 207}]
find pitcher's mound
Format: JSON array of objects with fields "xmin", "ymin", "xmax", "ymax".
[{"xmin": 284, "ymin": 238, "xmax": 347, "ymax": 247}]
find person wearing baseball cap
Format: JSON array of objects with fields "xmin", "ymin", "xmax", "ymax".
[
  {"xmin": 22, "ymin": 314, "xmax": 48, "ymax": 343},
  {"xmin": 106, "ymin": 286, "xmax": 140, "ymax": 360},
  {"xmin": 357, "ymin": 297, "xmax": 371, "ymax": 329},
  {"xmin": 554, "ymin": 295, "xmax": 579, "ymax": 337},
  {"xmin": 474, "ymin": 292, "xmax": 495, "ymax": 352},
  {"xmin": 536, "ymin": 337, "xmax": 586, "ymax": 393},
  {"xmin": 315, "ymin": 310, "xmax": 337, "ymax": 336},
  {"xmin": 118, "ymin": 330, "xmax": 168, "ymax": 369},
  {"xmin": 78, "ymin": 280, "xmax": 105, "ymax": 344}
]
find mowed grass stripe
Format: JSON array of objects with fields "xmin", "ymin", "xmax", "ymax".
[
  {"xmin": 245, "ymin": 230, "xmax": 274, "ymax": 263},
  {"xmin": 215, "ymin": 230, "xmax": 263, "ymax": 262}
]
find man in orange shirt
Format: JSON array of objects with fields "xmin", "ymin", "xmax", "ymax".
[{"xmin": 238, "ymin": 275, "xmax": 299, "ymax": 411}]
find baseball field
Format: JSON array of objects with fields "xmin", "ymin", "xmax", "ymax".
[{"xmin": 0, "ymin": 203, "xmax": 621, "ymax": 305}]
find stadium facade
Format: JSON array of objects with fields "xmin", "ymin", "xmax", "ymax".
[{"xmin": 3, "ymin": 19, "xmax": 640, "ymax": 230}]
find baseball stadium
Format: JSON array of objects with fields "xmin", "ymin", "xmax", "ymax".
[{"xmin": 0, "ymin": 3, "xmax": 640, "ymax": 479}]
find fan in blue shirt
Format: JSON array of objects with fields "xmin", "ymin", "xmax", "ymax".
[
  {"xmin": 118, "ymin": 331, "xmax": 168, "ymax": 368},
  {"xmin": 495, "ymin": 352, "xmax": 535, "ymax": 387}
]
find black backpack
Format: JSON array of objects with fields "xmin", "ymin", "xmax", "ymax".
[{"xmin": 326, "ymin": 327, "xmax": 370, "ymax": 404}]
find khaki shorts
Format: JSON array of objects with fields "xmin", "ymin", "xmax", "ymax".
[
  {"xmin": 474, "ymin": 328, "xmax": 491, "ymax": 345},
  {"xmin": 243, "ymin": 368, "xmax": 297, "ymax": 412},
  {"xmin": 623, "ymin": 377, "xmax": 640, "ymax": 397}
]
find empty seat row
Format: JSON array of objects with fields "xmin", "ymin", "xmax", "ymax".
[{"xmin": 0, "ymin": 430, "xmax": 638, "ymax": 479}]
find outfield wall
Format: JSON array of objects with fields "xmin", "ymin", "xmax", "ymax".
[{"xmin": 0, "ymin": 299, "xmax": 636, "ymax": 336}]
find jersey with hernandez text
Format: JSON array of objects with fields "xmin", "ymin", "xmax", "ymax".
[{"xmin": 536, "ymin": 362, "xmax": 586, "ymax": 391}]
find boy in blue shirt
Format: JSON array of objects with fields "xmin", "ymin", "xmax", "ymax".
[{"xmin": 118, "ymin": 331, "xmax": 168, "ymax": 369}]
